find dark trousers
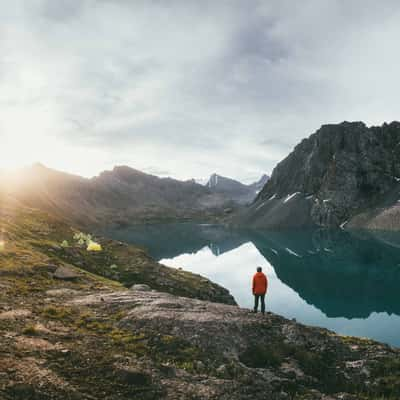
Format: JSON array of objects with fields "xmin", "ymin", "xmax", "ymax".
[{"xmin": 254, "ymin": 294, "xmax": 265, "ymax": 313}]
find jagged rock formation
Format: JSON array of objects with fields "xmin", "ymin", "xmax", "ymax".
[
  {"xmin": 0, "ymin": 164, "xmax": 237, "ymax": 229},
  {"xmin": 235, "ymin": 121, "xmax": 400, "ymax": 230},
  {"xmin": 206, "ymin": 173, "xmax": 269, "ymax": 205},
  {"xmin": 248, "ymin": 173, "xmax": 270, "ymax": 194}
]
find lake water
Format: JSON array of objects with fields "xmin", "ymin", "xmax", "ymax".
[{"xmin": 104, "ymin": 224, "xmax": 400, "ymax": 347}]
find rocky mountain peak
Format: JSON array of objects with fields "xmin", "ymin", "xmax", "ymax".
[
  {"xmin": 205, "ymin": 173, "xmax": 269, "ymax": 205},
  {"xmin": 236, "ymin": 121, "xmax": 400, "ymax": 230}
]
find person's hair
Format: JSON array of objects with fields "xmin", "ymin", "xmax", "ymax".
[{"xmin": 257, "ymin": 266, "xmax": 262, "ymax": 272}]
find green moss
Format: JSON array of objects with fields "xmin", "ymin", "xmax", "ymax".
[
  {"xmin": 108, "ymin": 330, "xmax": 203, "ymax": 370},
  {"xmin": 150, "ymin": 335, "xmax": 203, "ymax": 368},
  {"xmin": 112, "ymin": 310, "xmax": 127, "ymax": 321},
  {"xmin": 76, "ymin": 317, "xmax": 114, "ymax": 334},
  {"xmin": 109, "ymin": 330, "xmax": 146, "ymax": 343}
]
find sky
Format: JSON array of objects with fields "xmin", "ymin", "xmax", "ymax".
[{"xmin": 1, "ymin": 1, "xmax": 400, "ymax": 183}]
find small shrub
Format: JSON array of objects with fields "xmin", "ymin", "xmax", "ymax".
[
  {"xmin": 240, "ymin": 344, "xmax": 283, "ymax": 368},
  {"xmin": 22, "ymin": 324, "xmax": 39, "ymax": 336},
  {"xmin": 41, "ymin": 305, "xmax": 72, "ymax": 320},
  {"xmin": 73, "ymin": 232, "xmax": 92, "ymax": 247}
]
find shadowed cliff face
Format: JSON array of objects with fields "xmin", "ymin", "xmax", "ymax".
[{"xmin": 234, "ymin": 121, "xmax": 400, "ymax": 230}]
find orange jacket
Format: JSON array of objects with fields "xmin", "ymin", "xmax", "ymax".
[{"xmin": 252, "ymin": 272, "xmax": 268, "ymax": 295}]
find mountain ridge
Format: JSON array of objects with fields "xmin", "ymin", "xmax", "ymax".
[
  {"xmin": 234, "ymin": 121, "xmax": 400, "ymax": 230},
  {"xmin": 206, "ymin": 173, "xmax": 269, "ymax": 204},
  {"xmin": 0, "ymin": 164, "xmax": 237, "ymax": 229}
]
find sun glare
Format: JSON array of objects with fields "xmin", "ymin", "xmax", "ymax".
[
  {"xmin": 1, "ymin": 133, "xmax": 45, "ymax": 170},
  {"xmin": 0, "ymin": 130, "xmax": 112, "ymax": 178}
]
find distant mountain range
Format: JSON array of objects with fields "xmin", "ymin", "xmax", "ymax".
[
  {"xmin": 3, "ymin": 121, "xmax": 400, "ymax": 232},
  {"xmin": 234, "ymin": 121, "xmax": 400, "ymax": 231},
  {"xmin": 0, "ymin": 164, "xmax": 267, "ymax": 228},
  {"xmin": 205, "ymin": 173, "xmax": 269, "ymax": 205}
]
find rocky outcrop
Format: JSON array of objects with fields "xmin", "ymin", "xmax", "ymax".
[
  {"xmin": 234, "ymin": 121, "xmax": 400, "ymax": 230},
  {"xmin": 3, "ymin": 285, "xmax": 400, "ymax": 400},
  {"xmin": 64, "ymin": 289, "xmax": 399, "ymax": 399}
]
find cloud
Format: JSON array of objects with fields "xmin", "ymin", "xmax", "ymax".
[{"xmin": 1, "ymin": 1, "xmax": 400, "ymax": 181}]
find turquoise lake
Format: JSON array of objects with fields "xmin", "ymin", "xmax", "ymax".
[{"xmin": 104, "ymin": 224, "xmax": 400, "ymax": 347}]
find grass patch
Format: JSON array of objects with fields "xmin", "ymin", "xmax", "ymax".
[
  {"xmin": 22, "ymin": 324, "xmax": 39, "ymax": 336},
  {"xmin": 41, "ymin": 305, "xmax": 73, "ymax": 320}
]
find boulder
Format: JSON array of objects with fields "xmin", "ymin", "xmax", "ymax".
[
  {"xmin": 130, "ymin": 284, "xmax": 151, "ymax": 292},
  {"xmin": 53, "ymin": 266, "xmax": 80, "ymax": 281},
  {"xmin": 113, "ymin": 364, "xmax": 152, "ymax": 385}
]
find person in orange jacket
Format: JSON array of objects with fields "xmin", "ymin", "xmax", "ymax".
[{"xmin": 252, "ymin": 266, "xmax": 268, "ymax": 314}]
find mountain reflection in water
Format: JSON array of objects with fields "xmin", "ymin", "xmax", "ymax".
[{"xmin": 104, "ymin": 224, "xmax": 400, "ymax": 346}]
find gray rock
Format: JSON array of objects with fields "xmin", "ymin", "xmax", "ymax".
[
  {"xmin": 114, "ymin": 364, "xmax": 152, "ymax": 385},
  {"xmin": 194, "ymin": 360, "xmax": 205, "ymax": 372},
  {"xmin": 130, "ymin": 284, "xmax": 151, "ymax": 292},
  {"xmin": 159, "ymin": 363, "xmax": 176, "ymax": 378},
  {"xmin": 36, "ymin": 264, "xmax": 58, "ymax": 273},
  {"xmin": 53, "ymin": 266, "xmax": 80, "ymax": 281}
]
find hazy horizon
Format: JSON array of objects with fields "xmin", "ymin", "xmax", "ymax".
[
  {"xmin": 0, "ymin": 161, "xmax": 271, "ymax": 185},
  {"xmin": 2, "ymin": 1, "xmax": 400, "ymax": 181}
]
